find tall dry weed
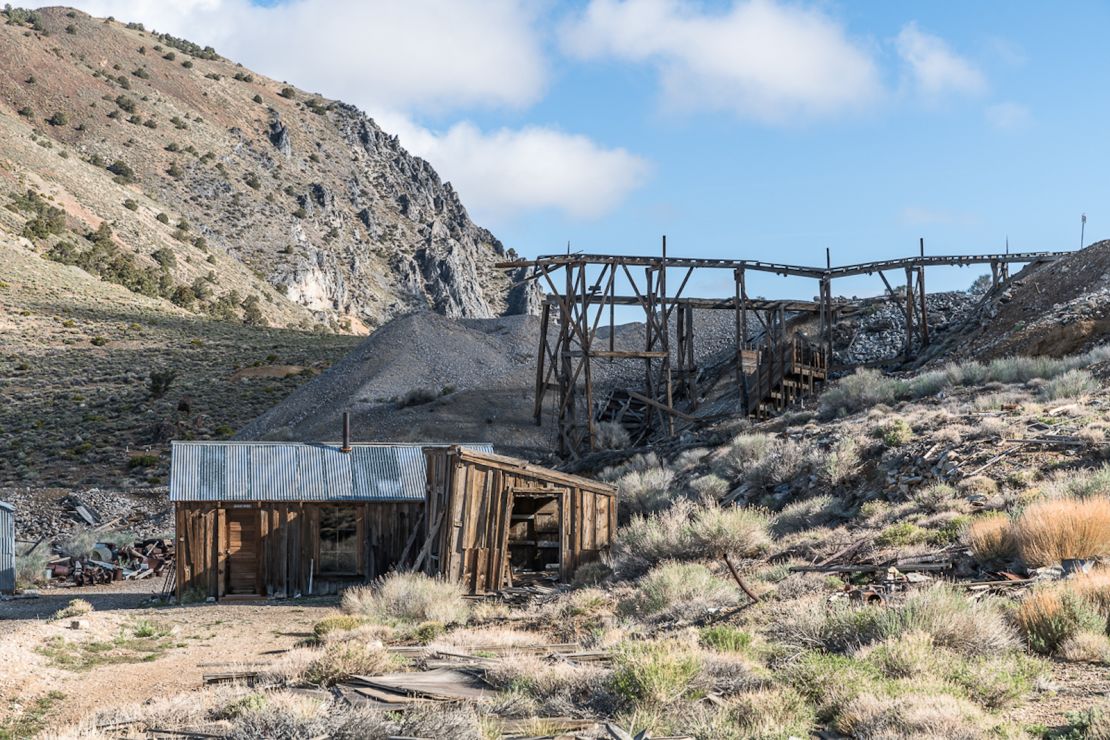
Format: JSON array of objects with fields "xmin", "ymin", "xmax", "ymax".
[{"xmin": 1012, "ymin": 496, "xmax": 1110, "ymax": 567}]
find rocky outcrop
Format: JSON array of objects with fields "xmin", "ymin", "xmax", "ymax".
[
  {"xmin": 833, "ymin": 291, "xmax": 976, "ymax": 365},
  {"xmin": 0, "ymin": 7, "xmax": 540, "ymax": 333}
]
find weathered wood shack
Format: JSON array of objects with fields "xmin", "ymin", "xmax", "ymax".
[
  {"xmin": 171, "ymin": 441, "xmax": 492, "ymax": 600},
  {"xmin": 422, "ymin": 446, "xmax": 617, "ymax": 593},
  {"xmin": 0, "ymin": 501, "xmax": 14, "ymax": 594}
]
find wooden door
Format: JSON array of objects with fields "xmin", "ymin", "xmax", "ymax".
[{"xmin": 225, "ymin": 509, "xmax": 260, "ymax": 595}]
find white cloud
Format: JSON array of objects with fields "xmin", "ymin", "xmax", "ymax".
[
  {"xmin": 66, "ymin": 0, "xmax": 547, "ymax": 112},
  {"xmin": 63, "ymin": 0, "xmax": 651, "ymax": 219},
  {"xmin": 896, "ymin": 23, "xmax": 985, "ymax": 97},
  {"xmin": 560, "ymin": 0, "xmax": 881, "ymax": 123},
  {"xmin": 985, "ymin": 102, "xmax": 1031, "ymax": 130},
  {"xmin": 378, "ymin": 113, "xmax": 652, "ymax": 220}
]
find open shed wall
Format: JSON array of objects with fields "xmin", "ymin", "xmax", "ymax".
[
  {"xmin": 175, "ymin": 500, "xmax": 422, "ymax": 600},
  {"xmin": 0, "ymin": 503, "xmax": 14, "ymax": 594},
  {"xmin": 423, "ymin": 447, "xmax": 616, "ymax": 593}
]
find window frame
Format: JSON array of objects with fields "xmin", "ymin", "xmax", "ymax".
[{"xmin": 316, "ymin": 504, "xmax": 362, "ymax": 577}]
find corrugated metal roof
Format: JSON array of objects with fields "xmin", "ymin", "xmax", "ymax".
[
  {"xmin": 169, "ymin": 442, "xmax": 493, "ymax": 502},
  {"xmin": 0, "ymin": 501, "xmax": 12, "ymax": 512}
]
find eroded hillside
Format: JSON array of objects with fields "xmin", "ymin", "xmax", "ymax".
[{"xmin": 0, "ymin": 6, "xmax": 536, "ymax": 333}]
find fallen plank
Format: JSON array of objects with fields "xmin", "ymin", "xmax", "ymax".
[
  {"xmin": 347, "ymin": 668, "xmax": 491, "ymax": 701},
  {"xmin": 203, "ymin": 671, "xmax": 259, "ymax": 685},
  {"xmin": 790, "ymin": 563, "xmax": 950, "ymax": 574}
]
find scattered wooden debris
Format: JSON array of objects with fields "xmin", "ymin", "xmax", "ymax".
[{"xmin": 342, "ymin": 668, "xmax": 492, "ymax": 704}]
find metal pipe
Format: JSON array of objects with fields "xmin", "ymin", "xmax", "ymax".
[{"xmin": 341, "ymin": 411, "xmax": 351, "ymax": 453}]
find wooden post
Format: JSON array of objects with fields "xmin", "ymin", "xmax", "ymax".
[
  {"xmin": 918, "ymin": 238, "xmax": 929, "ymax": 347},
  {"xmin": 991, "ymin": 260, "xmax": 999, "ymax": 290},
  {"xmin": 904, "ymin": 266, "xmax": 914, "ymax": 360},
  {"xmin": 660, "ymin": 237, "xmax": 674, "ymax": 436},
  {"xmin": 534, "ymin": 302, "xmax": 549, "ymax": 425},
  {"xmin": 735, "ymin": 268, "xmax": 749, "ymax": 413}
]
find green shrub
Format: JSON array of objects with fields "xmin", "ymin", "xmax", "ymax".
[
  {"xmin": 128, "ymin": 454, "xmax": 159, "ymax": 469},
  {"xmin": 107, "ymin": 160, "xmax": 135, "ymax": 182},
  {"xmin": 47, "ymin": 111, "xmax": 67, "ymax": 126},
  {"xmin": 1042, "ymin": 369, "xmax": 1100, "ymax": 400},
  {"xmin": 148, "ymin": 369, "xmax": 177, "ymax": 398},
  {"xmin": 303, "ymin": 641, "xmax": 399, "ymax": 686},
  {"xmin": 620, "ymin": 561, "xmax": 737, "ymax": 620},
  {"xmin": 312, "ymin": 615, "xmax": 365, "ymax": 637},
  {"xmin": 341, "ymin": 572, "xmax": 468, "ymax": 625},
  {"xmin": 874, "ymin": 418, "xmax": 913, "ymax": 447},
  {"xmin": 398, "ymin": 387, "xmax": 437, "ymax": 408},
  {"xmin": 609, "ymin": 640, "xmax": 702, "ymax": 706},
  {"xmin": 699, "ymin": 625, "xmax": 753, "ymax": 653}
]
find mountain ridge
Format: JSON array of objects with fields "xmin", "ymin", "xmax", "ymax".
[{"xmin": 0, "ymin": 5, "xmax": 537, "ymax": 332}]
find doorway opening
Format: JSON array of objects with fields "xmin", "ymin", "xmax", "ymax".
[{"xmin": 506, "ymin": 490, "xmax": 563, "ymax": 582}]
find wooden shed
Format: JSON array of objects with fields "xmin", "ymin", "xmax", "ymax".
[
  {"xmin": 422, "ymin": 446, "xmax": 617, "ymax": 593},
  {"xmin": 171, "ymin": 441, "xmax": 492, "ymax": 600}
]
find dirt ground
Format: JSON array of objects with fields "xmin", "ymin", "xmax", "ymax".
[{"xmin": 0, "ymin": 580, "xmax": 341, "ymax": 733}]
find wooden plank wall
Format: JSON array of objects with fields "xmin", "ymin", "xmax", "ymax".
[
  {"xmin": 422, "ymin": 449, "xmax": 617, "ymax": 594},
  {"xmin": 176, "ymin": 501, "xmax": 422, "ymax": 600}
]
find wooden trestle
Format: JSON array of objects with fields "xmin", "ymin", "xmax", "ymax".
[{"xmin": 503, "ymin": 240, "xmax": 1069, "ymax": 458}]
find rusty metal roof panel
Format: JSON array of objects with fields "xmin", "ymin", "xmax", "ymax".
[{"xmin": 169, "ymin": 441, "xmax": 493, "ymax": 502}]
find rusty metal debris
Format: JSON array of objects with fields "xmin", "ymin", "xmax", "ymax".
[{"xmin": 42, "ymin": 537, "xmax": 174, "ymax": 587}]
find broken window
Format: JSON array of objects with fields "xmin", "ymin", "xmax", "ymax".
[{"xmin": 319, "ymin": 505, "xmax": 359, "ymax": 574}]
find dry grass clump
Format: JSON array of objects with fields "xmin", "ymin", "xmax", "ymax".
[
  {"xmin": 341, "ymin": 572, "xmax": 468, "ymax": 625},
  {"xmin": 428, "ymin": 626, "xmax": 546, "ymax": 652},
  {"xmin": 910, "ymin": 483, "xmax": 964, "ymax": 514},
  {"xmin": 51, "ymin": 598, "xmax": 93, "ymax": 621},
  {"xmin": 977, "ymin": 415, "xmax": 1010, "ymax": 438},
  {"xmin": 872, "ymin": 418, "xmax": 914, "ymax": 447},
  {"xmin": 817, "ymin": 438, "xmax": 861, "ymax": 486},
  {"xmin": 894, "ymin": 585, "xmax": 1017, "ymax": 656},
  {"xmin": 485, "ymin": 654, "xmax": 605, "ymax": 712},
  {"xmin": 611, "ymin": 499, "xmax": 770, "ymax": 577},
  {"xmin": 1014, "ymin": 585, "xmax": 1106, "ymax": 655},
  {"xmin": 818, "ymin": 346, "xmax": 1110, "ymax": 418},
  {"xmin": 302, "ymin": 640, "xmax": 401, "ymax": 686},
  {"xmin": 771, "ymin": 495, "xmax": 841, "ymax": 535},
  {"xmin": 77, "ymin": 687, "xmax": 456, "ymax": 740},
  {"xmin": 725, "ymin": 687, "xmax": 815, "ymax": 739},
  {"xmin": 862, "ymin": 630, "xmax": 938, "ymax": 679},
  {"xmin": 717, "ymin": 433, "xmax": 775, "ymax": 477},
  {"xmin": 1046, "ymin": 464, "xmax": 1110, "ymax": 499},
  {"xmin": 958, "ymin": 475, "xmax": 999, "ymax": 497},
  {"xmin": 1072, "ymin": 567, "xmax": 1110, "ymax": 613},
  {"xmin": 609, "ymin": 639, "xmax": 703, "ymax": 706},
  {"xmin": 771, "ymin": 586, "xmax": 1016, "ymax": 657},
  {"xmin": 594, "ymin": 420, "xmax": 632, "ymax": 450},
  {"xmin": 836, "ymin": 692, "xmax": 990, "ymax": 740},
  {"xmin": 819, "ymin": 368, "xmax": 904, "ymax": 418},
  {"xmin": 613, "ymin": 463, "xmax": 676, "ymax": 517},
  {"xmin": 312, "ymin": 614, "xmax": 365, "ymax": 637},
  {"xmin": 620, "ymin": 562, "xmax": 737, "ymax": 620},
  {"xmin": 1042, "ymin": 368, "xmax": 1100, "ymax": 400},
  {"xmin": 687, "ymin": 504, "xmax": 773, "ymax": 558},
  {"xmin": 1059, "ymin": 630, "xmax": 1110, "ymax": 663},
  {"xmin": 688, "ymin": 473, "xmax": 729, "ymax": 500},
  {"xmin": 1011, "ymin": 495, "xmax": 1110, "ymax": 566},
  {"xmin": 964, "ymin": 514, "xmax": 1016, "ymax": 563}
]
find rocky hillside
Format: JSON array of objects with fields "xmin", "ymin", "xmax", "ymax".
[{"xmin": 0, "ymin": 6, "xmax": 536, "ymax": 333}]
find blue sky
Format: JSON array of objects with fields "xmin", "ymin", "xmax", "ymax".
[{"xmin": 65, "ymin": 1, "xmax": 1110, "ymax": 298}]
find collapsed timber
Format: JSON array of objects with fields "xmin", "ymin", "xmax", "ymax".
[{"xmin": 498, "ymin": 241, "xmax": 1070, "ymax": 458}]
